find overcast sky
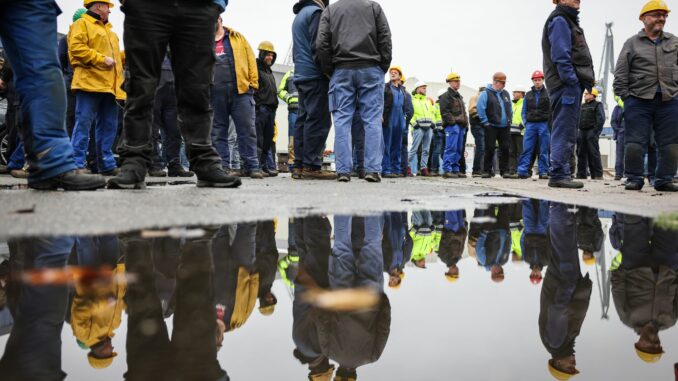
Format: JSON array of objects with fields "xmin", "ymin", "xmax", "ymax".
[{"xmin": 56, "ymin": 0, "xmax": 649, "ymax": 93}]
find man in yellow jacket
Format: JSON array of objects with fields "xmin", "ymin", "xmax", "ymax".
[{"xmin": 68, "ymin": 0, "xmax": 125, "ymax": 176}]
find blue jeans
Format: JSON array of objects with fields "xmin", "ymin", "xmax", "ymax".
[
  {"xmin": 408, "ymin": 128, "xmax": 432, "ymax": 173},
  {"xmin": 352, "ymin": 110, "xmax": 365, "ymax": 172},
  {"xmin": 330, "ymin": 67, "xmax": 384, "ymax": 174},
  {"xmin": 71, "ymin": 91, "xmax": 118, "ymax": 172},
  {"xmin": 549, "ymin": 85, "xmax": 583, "ymax": 181},
  {"xmin": 430, "ymin": 130, "xmax": 444, "ymax": 174},
  {"xmin": 518, "ymin": 121, "xmax": 550, "ymax": 176},
  {"xmin": 382, "ymin": 113, "xmax": 405, "ymax": 175},
  {"xmin": 7, "ymin": 139, "xmax": 26, "ymax": 170},
  {"xmin": 227, "ymin": 119, "xmax": 241, "ymax": 170},
  {"xmin": 330, "ymin": 215, "xmax": 384, "ymax": 289},
  {"xmin": 624, "ymin": 95, "xmax": 678, "ymax": 189},
  {"xmin": 470, "ymin": 124, "xmax": 485, "ymax": 174},
  {"xmin": 211, "ymin": 84, "xmax": 259, "ymax": 171},
  {"xmin": 0, "ymin": 0, "xmax": 77, "ymax": 182},
  {"xmin": 443, "ymin": 125, "xmax": 464, "ymax": 173}
]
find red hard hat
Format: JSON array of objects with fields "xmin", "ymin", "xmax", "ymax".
[{"xmin": 532, "ymin": 71, "xmax": 545, "ymax": 80}]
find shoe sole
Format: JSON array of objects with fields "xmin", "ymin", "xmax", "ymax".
[
  {"xmin": 107, "ymin": 180, "xmax": 147, "ymax": 190},
  {"xmin": 548, "ymin": 183, "xmax": 584, "ymax": 189},
  {"xmin": 197, "ymin": 179, "xmax": 242, "ymax": 188}
]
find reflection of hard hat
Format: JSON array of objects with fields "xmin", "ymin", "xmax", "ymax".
[
  {"xmin": 84, "ymin": 0, "xmax": 114, "ymax": 8},
  {"xmin": 88, "ymin": 353, "xmax": 117, "ymax": 369},
  {"xmin": 446, "ymin": 72, "xmax": 461, "ymax": 82},
  {"xmin": 635, "ymin": 346, "xmax": 664, "ymax": 363},
  {"xmin": 640, "ymin": 0, "xmax": 671, "ymax": 17},
  {"xmin": 259, "ymin": 305, "xmax": 276, "ymax": 316},
  {"xmin": 532, "ymin": 70, "xmax": 545, "ymax": 80},
  {"xmin": 445, "ymin": 274, "xmax": 459, "ymax": 283},
  {"xmin": 548, "ymin": 360, "xmax": 579, "ymax": 380},
  {"xmin": 414, "ymin": 81, "xmax": 427, "ymax": 90},
  {"xmin": 437, "ymin": 88, "xmax": 447, "ymax": 98},
  {"xmin": 258, "ymin": 41, "xmax": 276, "ymax": 53},
  {"xmin": 583, "ymin": 257, "xmax": 596, "ymax": 266},
  {"xmin": 309, "ymin": 366, "xmax": 335, "ymax": 381},
  {"xmin": 73, "ymin": 8, "xmax": 87, "ymax": 22}
]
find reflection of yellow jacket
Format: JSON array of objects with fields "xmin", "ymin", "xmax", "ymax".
[
  {"xmin": 229, "ymin": 267, "xmax": 259, "ymax": 331},
  {"xmin": 224, "ymin": 27, "xmax": 259, "ymax": 95},
  {"xmin": 71, "ymin": 264, "xmax": 126, "ymax": 347},
  {"xmin": 68, "ymin": 14, "xmax": 126, "ymax": 100}
]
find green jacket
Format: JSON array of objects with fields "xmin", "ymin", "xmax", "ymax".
[
  {"xmin": 410, "ymin": 93, "xmax": 436, "ymax": 131},
  {"xmin": 511, "ymin": 98, "xmax": 525, "ymax": 135},
  {"xmin": 433, "ymin": 102, "xmax": 443, "ymax": 131},
  {"xmin": 277, "ymin": 69, "xmax": 299, "ymax": 111}
]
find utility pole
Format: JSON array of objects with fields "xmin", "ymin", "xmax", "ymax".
[
  {"xmin": 597, "ymin": 22, "xmax": 615, "ymax": 114},
  {"xmin": 282, "ymin": 44, "xmax": 294, "ymax": 67}
]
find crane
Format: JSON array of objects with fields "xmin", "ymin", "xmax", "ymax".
[{"xmin": 597, "ymin": 22, "xmax": 616, "ymax": 114}]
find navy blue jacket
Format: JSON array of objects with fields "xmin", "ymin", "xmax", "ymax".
[
  {"xmin": 611, "ymin": 105, "xmax": 625, "ymax": 139},
  {"xmin": 292, "ymin": 1, "xmax": 324, "ymax": 83}
]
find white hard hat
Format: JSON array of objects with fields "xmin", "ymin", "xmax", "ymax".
[
  {"xmin": 514, "ymin": 87, "xmax": 527, "ymax": 93},
  {"xmin": 414, "ymin": 81, "xmax": 427, "ymax": 90},
  {"xmin": 437, "ymin": 88, "xmax": 447, "ymax": 97}
]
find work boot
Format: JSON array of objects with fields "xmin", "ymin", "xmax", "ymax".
[
  {"xmin": 421, "ymin": 168, "xmax": 430, "ymax": 177},
  {"xmin": 9, "ymin": 169, "xmax": 28, "ymax": 179},
  {"xmin": 548, "ymin": 179, "xmax": 584, "ymax": 189},
  {"xmin": 364, "ymin": 172, "xmax": 381, "ymax": 183},
  {"xmin": 406, "ymin": 168, "xmax": 414, "ymax": 177},
  {"xmin": 0, "ymin": 165, "xmax": 8, "ymax": 175},
  {"xmin": 75, "ymin": 168, "xmax": 91, "ymax": 175},
  {"xmin": 518, "ymin": 174, "xmax": 530, "ymax": 179},
  {"xmin": 168, "ymin": 165, "xmax": 195, "ymax": 177},
  {"xmin": 458, "ymin": 173, "xmax": 468, "ymax": 178},
  {"xmin": 291, "ymin": 167, "xmax": 303, "ymax": 180},
  {"xmin": 358, "ymin": 170, "xmax": 366, "ymax": 179},
  {"xmin": 592, "ymin": 176, "xmax": 604, "ymax": 181},
  {"xmin": 625, "ymin": 182, "xmax": 643, "ymax": 191},
  {"xmin": 539, "ymin": 174, "xmax": 550, "ymax": 180},
  {"xmin": 443, "ymin": 172, "xmax": 458, "ymax": 179},
  {"xmin": 249, "ymin": 170, "xmax": 265, "ymax": 179},
  {"xmin": 225, "ymin": 169, "xmax": 241, "ymax": 177},
  {"xmin": 655, "ymin": 183, "xmax": 678, "ymax": 192},
  {"xmin": 148, "ymin": 168, "xmax": 167, "ymax": 177},
  {"xmin": 383, "ymin": 173, "xmax": 398, "ymax": 179},
  {"xmin": 196, "ymin": 168, "xmax": 242, "ymax": 188},
  {"xmin": 337, "ymin": 173, "xmax": 351, "ymax": 182},
  {"xmin": 108, "ymin": 170, "xmax": 147, "ymax": 190},
  {"xmin": 503, "ymin": 174, "xmax": 519, "ymax": 179},
  {"xmin": 614, "ymin": 176, "xmax": 623, "ymax": 181},
  {"xmin": 481, "ymin": 172, "xmax": 492, "ymax": 179},
  {"xmin": 100, "ymin": 168, "xmax": 120, "ymax": 177},
  {"xmin": 302, "ymin": 168, "xmax": 337, "ymax": 180},
  {"xmin": 264, "ymin": 168, "xmax": 279, "ymax": 177},
  {"xmin": 30, "ymin": 170, "xmax": 106, "ymax": 191}
]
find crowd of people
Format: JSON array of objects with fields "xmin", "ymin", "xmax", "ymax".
[
  {"xmin": 0, "ymin": 0, "xmax": 676, "ymax": 191},
  {"xmin": 0, "ymin": 204, "xmax": 676, "ymax": 379}
]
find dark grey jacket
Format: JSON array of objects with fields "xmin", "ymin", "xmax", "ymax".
[
  {"xmin": 614, "ymin": 31, "xmax": 678, "ymax": 101},
  {"xmin": 316, "ymin": 0, "xmax": 392, "ymax": 77}
]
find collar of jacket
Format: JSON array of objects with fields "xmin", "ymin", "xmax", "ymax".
[
  {"xmin": 531, "ymin": 86, "xmax": 546, "ymax": 93},
  {"xmin": 413, "ymin": 93, "xmax": 427, "ymax": 100},
  {"xmin": 555, "ymin": 4, "xmax": 580, "ymax": 24},
  {"xmin": 447, "ymin": 87, "xmax": 461, "ymax": 97},
  {"xmin": 84, "ymin": 10, "xmax": 108, "ymax": 25},
  {"xmin": 293, "ymin": 0, "xmax": 326, "ymax": 14},
  {"xmin": 636, "ymin": 29, "xmax": 674, "ymax": 42}
]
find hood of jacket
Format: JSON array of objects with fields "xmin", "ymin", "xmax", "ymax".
[{"xmin": 293, "ymin": 0, "xmax": 328, "ymax": 14}]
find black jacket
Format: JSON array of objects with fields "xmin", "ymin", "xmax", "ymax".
[
  {"xmin": 255, "ymin": 58, "xmax": 278, "ymax": 109},
  {"xmin": 439, "ymin": 87, "xmax": 469, "ymax": 128},
  {"xmin": 316, "ymin": 0, "xmax": 392, "ymax": 76}
]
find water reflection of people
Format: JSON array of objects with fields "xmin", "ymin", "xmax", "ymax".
[
  {"xmin": 610, "ymin": 214, "xmax": 678, "ymax": 365},
  {"xmin": 576, "ymin": 206, "xmax": 604, "ymax": 266},
  {"xmin": 540, "ymin": 202, "xmax": 592, "ymax": 380},
  {"xmin": 382, "ymin": 212, "xmax": 411, "ymax": 288},
  {"xmin": 437, "ymin": 210, "xmax": 468, "ymax": 282},
  {"xmin": 293, "ymin": 216, "xmax": 391, "ymax": 380},
  {"xmin": 0, "ymin": 237, "xmax": 74, "ymax": 380},
  {"xmin": 473, "ymin": 204, "xmax": 511, "ymax": 282},
  {"xmin": 255, "ymin": 220, "xmax": 279, "ymax": 316},
  {"xmin": 123, "ymin": 233, "xmax": 227, "ymax": 380},
  {"xmin": 410, "ymin": 211, "xmax": 434, "ymax": 269},
  {"xmin": 521, "ymin": 199, "xmax": 551, "ymax": 285}
]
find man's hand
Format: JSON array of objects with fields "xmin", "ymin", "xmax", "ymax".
[
  {"xmin": 0, "ymin": 79, "xmax": 5, "ymax": 91},
  {"xmin": 104, "ymin": 57, "xmax": 115, "ymax": 68}
]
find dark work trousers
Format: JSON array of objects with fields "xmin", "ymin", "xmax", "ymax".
[
  {"xmin": 294, "ymin": 79, "xmax": 332, "ymax": 170},
  {"xmin": 483, "ymin": 126, "xmax": 510, "ymax": 176},
  {"xmin": 616, "ymin": 214, "xmax": 678, "ymax": 271},
  {"xmin": 459, "ymin": 127, "xmax": 468, "ymax": 174},
  {"xmin": 549, "ymin": 85, "xmax": 583, "ymax": 181},
  {"xmin": 352, "ymin": 110, "xmax": 365, "ymax": 172},
  {"xmin": 211, "ymin": 84, "xmax": 259, "ymax": 172},
  {"xmin": 255, "ymin": 105, "xmax": 276, "ymax": 170},
  {"xmin": 509, "ymin": 132, "xmax": 523, "ymax": 174},
  {"xmin": 151, "ymin": 82, "xmax": 182, "ymax": 171},
  {"xmin": 470, "ymin": 123, "xmax": 485, "ymax": 174},
  {"xmin": 576, "ymin": 127, "xmax": 603, "ymax": 178},
  {"xmin": 66, "ymin": 90, "xmax": 76, "ymax": 137},
  {"xmin": 118, "ymin": 1, "xmax": 223, "ymax": 179},
  {"xmin": 401, "ymin": 128, "xmax": 408, "ymax": 175},
  {"xmin": 615, "ymin": 131, "xmax": 625, "ymax": 178},
  {"xmin": 624, "ymin": 95, "xmax": 678, "ymax": 189},
  {"xmin": 430, "ymin": 129, "xmax": 444, "ymax": 174}
]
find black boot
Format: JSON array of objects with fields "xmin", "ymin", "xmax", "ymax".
[
  {"xmin": 548, "ymin": 179, "xmax": 584, "ymax": 189},
  {"xmin": 108, "ymin": 170, "xmax": 147, "ymax": 190},
  {"xmin": 168, "ymin": 165, "xmax": 195, "ymax": 178},
  {"xmin": 656, "ymin": 183, "xmax": 678, "ymax": 192},
  {"xmin": 29, "ymin": 170, "xmax": 106, "ymax": 191},
  {"xmin": 196, "ymin": 168, "xmax": 241, "ymax": 188}
]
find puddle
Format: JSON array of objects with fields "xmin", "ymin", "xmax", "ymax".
[{"xmin": 0, "ymin": 200, "xmax": 676, "ymax": 380}]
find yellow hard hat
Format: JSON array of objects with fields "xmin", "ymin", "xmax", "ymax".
[
  {"xmin": 640, "ymin": 0, "xmax": 671, "ymax": 17},
  {"xmin": 635, "ymin": 347, "xmax": 664, "ymax": 363},
  {"xmin": 583, "ymin": 257, "xmax": 596, "ymax": 266},
  {"xmin": 548, "ymin": 361, "xmax": 579, "ymax": 380},
  {"xmin": 445, "ymin": 274, "xmax": 459, "ymax": 283},
  {"xmin": 87, "ymin": 353, "xmax": 117, "ymax": 369},
  {"xmin": 84, "ymin": 0, "xmax": 114, "ymax": 8},
  {"xmin": 258, "ymin": 41, "xmax": 276, "ymax": 53},
  {"xmin": 446, "ymin": 72, "xmax": 461, "ymax": 82},
  {"xmin": 389, "ymin": 66, "xmax": 406, "ymax": 83},
  {"xmin": 259, "ymin": 305, "xmax": 276, "ymax": 316},
  {"xmin": 588, "ymin": 88, "xmax": 600, "ymax": 97}
]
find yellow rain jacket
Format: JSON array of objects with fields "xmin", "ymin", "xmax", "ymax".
[
  {"xmin": 68, "ymin": 13, "xmax": 126, "ymax": 100},
  {"xmin": 71, "ymin": 264, "xmax": 126, "ymax": 348},
  {"xmin": 224, "ymin": 27, "xmax": 259, "ymax": 95}
]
